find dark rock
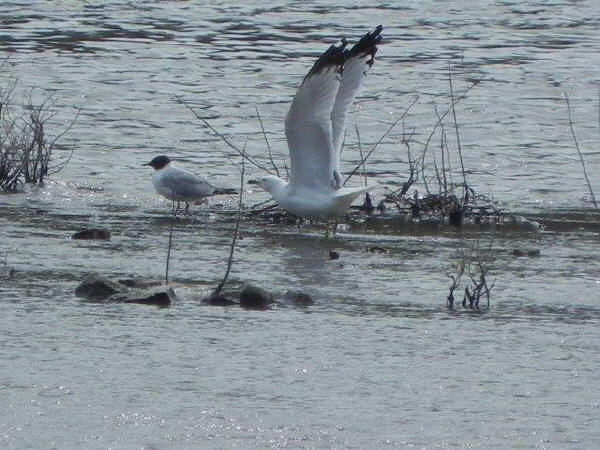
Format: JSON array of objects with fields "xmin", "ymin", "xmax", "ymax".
[
  {"xmin": 35, "ymin": 209, "xmax": 47, "ymax": 216},
  {"xmin": 108, "ymin": 287, "xmax": 175, "ymax": 307},
  {"xmin": 366, "ymin": 245, "xmax": 388, "ymax": 253},
  {"xmin": 282, "ymin": 290, "xmax": 314, "ymax": 307},
  {"xmin": 201, "ymin": 292, "xmax": 237, "ymax": 306},
  {"xmin": 118, "ymin": 278, "xmax": 160, "ymax": 289},
  {"xmin": 329, "ymin": 250, "xmax": 340, "ymax": 260},
  {"xmin": 75, "ymin": 273, "xmax": 127, "ymax": 301},
  {"xmin": 240, "ymin": 284, "xmax": 273, "ymax": 309},
  {"xmin": 71, "ymin": 228, "xmax": 111, "ymax": 240}
]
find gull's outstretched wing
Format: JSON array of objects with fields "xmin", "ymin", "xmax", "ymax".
[
  {"xmin": 285, "ymin": 41, "xmax": 348, "ymax": 191},
  {"xmin": 331, "ymin": 25, "xmax": 383, "ymax": 165}
]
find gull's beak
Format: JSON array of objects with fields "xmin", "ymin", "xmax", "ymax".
[{"xmin": 141, "ymin": 163, "xmax": 150, "ymax": 167}]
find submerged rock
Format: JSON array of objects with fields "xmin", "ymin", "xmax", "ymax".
[
  {"xmin": 201, "ymin": 292, "xmax": 237, "ymax": 306},
  {"xmin": 366, "ymin": 245, "xmax": 388, "ymax": 254},
  {"xmin": 75, "ymin": 273, "xmax": 174, "ymax": 306},
  {"xmin": 108, "ymin": 286, "xmax": 175, "ymax": 307},
  {"xmin": 240, "ymin": 284, "xmax": 273, "ymax": 309},
  {"xmin": 329, "ymin": 250, "xmax": 340, "ymax": 260},
  {"xmin": 71, "ymin": 228, "xmax": 111, "ymax": 240},
  {"xmin": 512, "ymin": 248, "xmax": 541, "ymax": 257},
  {"xmin": 282, "ymin": 290, "xmax": 314, "ymax": 307},
  {"xmin": 75, "ymin": 273, "xmax": 126, "ymax": 300}
]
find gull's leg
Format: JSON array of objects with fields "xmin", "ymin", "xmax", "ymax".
[
  {"xmin": 184, "ymin": 202, "xmax": 190, "ymax": 216},
  {"xmin": 332, "ymin": 219, "xmax": 339, "ymax": 236},
  {"xmin": 174, "ymin": 201, "xmax": 181, "ymax": 216}
]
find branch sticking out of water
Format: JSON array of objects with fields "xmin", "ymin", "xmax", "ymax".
[
  {"xmin": 564, "ymin": 93, "xmax": 599, "ymax": 213},
  {"xmin": 176, "ymin": 96, "xmax": 274, "ymax": 175},
  {"xmin": 213, "ymin": 142, "xmax": 246, "ymax": 296},
  {"xmin": 343, "ymin": 95, "xmax": 419, "ymax": 186},
  {"xmin": 165, "ymin": 191, "xmax": 177, "ymax": 285},
  {"xmin": 355, "ymin": 124, "xmax": 368, "ymax": 187},
  {"xmin": 255, "ymin": 106, "xmax": 281, "ymax": 178},
  {"xmin": 420, "ymin": 74, "xmax": 483, "ymax": 196}
]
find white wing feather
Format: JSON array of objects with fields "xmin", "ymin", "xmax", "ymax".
[
  {"xmin": 285, "ymin": 45, "xmax": 345, "ymax": 191},
  {"xmin": 284, "ymin": 27, "xmax": 382, "ymax": 192}
]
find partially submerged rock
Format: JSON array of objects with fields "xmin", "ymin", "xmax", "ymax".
[
  {"xmin": 108, "ymin": 286, "xmax": 175, "ymax": 307},
  {"xmin": 75, "ymin": 273, "xmax": 126, "ymax": 300},
  {"xmin": 240, "ymin": 284, "xmax": 273, "ymax": 309},
  {"xmin": 329, "ymin": 250, "xmax": 340, "ymax": 260},
  {"xmin": 366, "ymin": 245, "xmax": 388, "ymax": 254},
  {"xmin": 201, "ymin": 292, "xmax": 237, "ymax": 306},
  {"xmin": 282, "ymin": 290, "xmax": 314, "ymax": 307},
  {"xmin": 71, "ymin": 228, "xmax": 111, "ymax": 240},
  {"xmin": 75, "ymin": 273, "xmax": 174, "ymax": 306},
  {"xmin": 512, "ymin": 248, "xmax": 541, "ymax": 257}
]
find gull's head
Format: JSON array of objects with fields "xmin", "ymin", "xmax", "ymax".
[
  {"xmin": 142, "ymin": 155, "xmax": 171, "ymax": 171},
  {"xmin": 248, "ymin": 175, "xmax": 285, "ymax": 195}
]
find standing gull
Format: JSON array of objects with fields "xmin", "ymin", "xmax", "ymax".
[
  {"xmin": 249, "ymin": 25, "xmax": 383, "ymax": 231},
  {"xmin": 143, "ymin": 155, "xmax": 236, "ymax": 215}
]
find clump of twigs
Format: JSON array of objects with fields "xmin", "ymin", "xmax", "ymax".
[
  {"xmin": 445, "ymin": 238, "xmax": 495, "ymax": 309},
  {"xmin": 375, "ymin": 67, "xmax": 503, "ymax": 227},
  {"xmin": 0, "ymin": 61, "xmax": 79, "ymax": 192}
]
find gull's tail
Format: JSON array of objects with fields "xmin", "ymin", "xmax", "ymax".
[
  {"xmin": 212, "ymin": 186, "xmax": 238, "ymax": 195},
  {"xmin": 332, "ymin": 184, "xmax": 375, "ymax": 216}
]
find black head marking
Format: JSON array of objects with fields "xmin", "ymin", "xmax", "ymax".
[{"xmin": 144, "ymin": 155, "xmax": 171, "ymax": 170}]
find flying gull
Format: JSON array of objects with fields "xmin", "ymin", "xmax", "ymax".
[{"xmin": 249, "ymin": 25, "xmax": 383, "ymax": 232}]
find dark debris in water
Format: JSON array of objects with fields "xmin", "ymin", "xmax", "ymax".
[{"xmin": 71, "ymin": 228, "xmax": 111, "ymax": 240}]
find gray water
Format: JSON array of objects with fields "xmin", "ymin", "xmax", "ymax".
[{"xmin": 1, "ymin": 1, "xmax": 600, "ymax": 449}]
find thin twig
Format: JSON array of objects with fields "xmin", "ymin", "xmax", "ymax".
[
  {"xmin": 255, "ymin": 106, "xmax": 280, "ymax": 177},
  {"xmin": 343, "ymin": 95, "xmax": 419, "ymax": 185},
  {"xmin": 177, "ymin": 96, "xmax": 273, "ymax": 174},
  {"xmin": 165, "ymin": 194, "xmax": 177, "ymax": 285},
  {"xmin": 565, "ymin": 93, "xmax": 599, "ymax": 212},
  {"xmin": 448, "ymin": 65, "xmax": 468, "ymax": 203},
  {"xmin": 213, "ymin": 143, "xmax": 246, "ymax": 295},
  {"xmin": 355, "ymin": 124, "xmax": 368, "ymax": 187},
  {"xmin": 420, "ymin": 75, "xmax": 483, "ymax": 195}
]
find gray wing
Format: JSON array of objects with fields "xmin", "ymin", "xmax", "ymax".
[
  {"xmin": 162, "ymin": 167, "xmax": 217, "ymax": 199},
  {"xmin": 285, "ymin": 42, "xmax": 346, "ymax": 191}
]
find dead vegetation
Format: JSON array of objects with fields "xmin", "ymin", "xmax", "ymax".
[
  {"xmin": 445, "ymin": 237, "xmax": 495, "ymax": 309},
  {"xmin": 0, "ymin": 58, "xmax": 79, "ymax": 192}
]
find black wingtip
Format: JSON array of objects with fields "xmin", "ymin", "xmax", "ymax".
[
  {"xmin": 302, "ymin": 26, "xmax": 383, "ymax": 83},
  {"xmin": 302, "ymin": 40, "xmax": 348, "ymax": 84},
  {"xmin": 345, "ymin": 25, "xmax": 383, "ymax": 67}
]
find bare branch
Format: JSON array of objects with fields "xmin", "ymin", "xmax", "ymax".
[
  {"xmin": 565, "ymin": 93, "xmax": 599, "ymax": 212},
  {"xmin": 177, "ymin": 96, "xmax": 274, "ymax": 175},
  {"xmin": 213, "ymin": 142, "xmax": 246, "ymax": 295},
  {"xmin": 343, "ymin": 95, "xmax": 419, "ymax": 185},
  {"xmin": 355, "ymin": 124, "xmax": 368, "ymax": 187},
  {"xmin": 255, "ymin": 106, "xmax": 280, "ymax": 177}
]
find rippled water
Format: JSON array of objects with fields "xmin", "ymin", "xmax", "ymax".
[{"xmin": 1, "ymin": 1, "xmax": 600, "ymax": 448}]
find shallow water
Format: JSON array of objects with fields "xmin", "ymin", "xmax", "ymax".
[{"xmin": 1, "ymin": 1, "xmax": 600, "ymax": 448}]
